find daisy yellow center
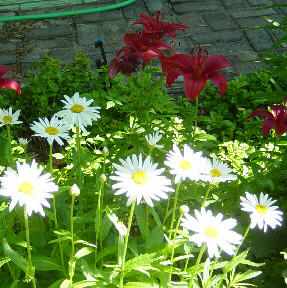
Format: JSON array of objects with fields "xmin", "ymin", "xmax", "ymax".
[
  {"xmin": 132, "ymin": 171, "xmax": 148, "ymax": 185},
  {"xmin": 204, "ymin": 226, "xmax": 219, "ymax": 238},
  {"xmin": 3, "ymin": 116, "xmax": 12, "ymax": 124},
  {"xmin": 180, "ymin": 160, "xmax": 191, "ymax": 170},
  {"xmin": 211, "ymin": 169, "xmax": 221, "ymax": 177},
  {"xmin": 45, "ymin": 126, "xmax": 58, "ymax": 135},
  {"xmin": 256, "ymin": 204, "xmax": 267, "ymax": 215},
  {"xmin": 18, "ymin": 182, "xmax": 34, "ymax": 195},
  {"xmin": 71, "ymin": 104, "xmax": 84, "ymax": 113}
]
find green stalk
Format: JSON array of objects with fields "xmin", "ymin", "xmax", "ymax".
[
  {"xmin": 6, "ymin": 124, "xmax": 14, "ymax": 168},
  {"xmin": 168, "ymin": 210, "xmax": 184, "ymax": 283},
  {"xmin": 95, "ymin": 180, "xmax": 104, "ymax": 268},
  {"xmin": 163, "ymin": 175, "xmax": 175, "ymax": 226},
  {"xmin": 188, "ymin": 243, "xmax": 207, "ymax": 288},
  {"xmin": 216, "ymin": 224, "xmax": 251, "ymax": 288},
  {"xmin": 75, "ymin": 126, "xmax": 82, "ymax": 187},
  {"xmin": 68, "ymin": 194, "xmax": 76, "ymax": 284},
  {"xmin": 119, "ymin": 200, "xmax": 136, "ymax": 288},
  {"xmin": 204, "ymin": 249, "xmax": 222, "ymax": 288},
  {"xmin": 168, "ymin": 180, "xmax": 182, "ymax": 239},
  {"xmin": 24, "ymin": 208, "xmax": 36, "ymax": 288},
  {"xmin": 191, "ymin": 97, "xmax": 199, "ymax": 146},
  {"xmin": 201, "ymin": 182, "xmax": 212, "ymax": 207},
  {"xmin": 145, "ymin": 204, "xmax": 149, "ymax": 250},
  {"xmin": 49, "ymin": 144, "xmax": 65, "ymax": 273}
]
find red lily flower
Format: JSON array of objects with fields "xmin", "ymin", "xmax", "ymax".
[
  {"xmin": 158, "ymin": 41, "xmax": 180, "ymax": 75},
  {"xmin": 123, "ymin": 31, "xmax": 171, "ymax": 63},
  {"xmin": 165, "ymin": 47, "xmax": 233, "ymax": 101},
  {"xmin": 132, "ymin": 11, "xmax": 188, "ymax": 41},
  {"xmin": 247, "ymin": 99, "xmax": 287, "ymax": 137},
  {"xmin": 108, "ymin": 48, "xmax": 141, "ymax": 78},
  {"xmin": 0, "ymin": 65, "xmax": 21, "ymax": 95}
]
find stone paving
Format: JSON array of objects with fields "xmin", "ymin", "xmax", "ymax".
[{"xmin": 0, "ymin": 0, "xmax": 286, "ymax": 81}]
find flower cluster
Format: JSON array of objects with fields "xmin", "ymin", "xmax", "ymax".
[
  {"xmin": 247, "ymin": 98, "xmax": 287, "ymax": 137},
  {"xmin": 108, "ymin": 11, "xmax": 233, "ymax": 101}
]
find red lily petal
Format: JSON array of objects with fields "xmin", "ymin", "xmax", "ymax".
[
  {"xmin": 108, "ymin": 58, "xmax": 122, "ymax": 78},
  {"xmin": 148, "ymin": 40, "xmax": 171, "ymax": 50},
  {"xmin": 183, "ymin": 74, "xmax": 208, "ymax": 101},
  {"xmin": 274, "ymin": 121, "xmax": 287, "ymax": 136},
  {"xmin": 169, "ymin": 53, "xmax": 196, "ymax": 74},
  {"xmin": 262, "ymin": 118, "xmax": 275, "ymax": 136},
  {"xmin": 201, "ymin": 55, "xmax": 233, "ymax": 76},
  {"xmin": 0, "ymin": 65, "xmax": 16, "ymax": 78},
  {"xmin": 247, "ymin": 109, "xmax": 274, "ymax": 120},
  {"xmin": 142, "ymin": 50, "xmax": 161, "ymax": 63},
  {"xmin": 166, "ymin": 70, "xmax": 184, "ymax": 88},
  {"xmin": 208, "ymin": 72, "xmax": 228, "ymax": 95},
  {"xmin": 0, "ymin": 78, "xmax": 21, "ymax": 95},
  {"xmin": 164, "ymin": 23, "xmax": 189, "ymax": 37}
]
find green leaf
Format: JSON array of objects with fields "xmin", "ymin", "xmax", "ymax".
[
  {"xmin": 0, "ymin": 256, "xmax": 10, "ymax": 267},
  {"xmin": 32, "ymin": 255, "xmax": 64, "ymax": 272},
  {"xmin": 124, "ymin": 282, "xmax": 156, "ymax": 288},
  {"xmin": 75, "ymin": 247, "xmax": 94, "ymax": 260},
  {"xmin": 72, "ymin": 280, "xmax": 101, "ymax": 288},
  {"xmin": 2, "ymin": 237, "xmax": 29, "ymax": 272},
  {"xmin": 48, "ymin": 279, "xmax": 66, "ymax": 288},
  {"xmin": 60, "ymin": 279, "xmax": 72, "ymax": 288},
  {"xmin": 135, "ymin": 205, "xmax": 146, "ymax": 237},
  {"xmin": 231, "ymin": 270, "xmax": 262, "ymax": 285},
  {"xmin": 107, "ymin": 210, "xmax": 127, "ymax": 236}
]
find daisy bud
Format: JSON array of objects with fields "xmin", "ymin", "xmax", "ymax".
[
  {"xmin": 19, "ymin": 137, "xmax": 29, "ymax": 146},
  {"xmin": 99, "ymin": 174, "xmax": 107, "ymax": 183},
  {"xmin": 180, "ymin": 205, "xmax": 189, "ymax": 215},
  {"xmin": 102, "ymin": 146, "xmax": 109, "ymax": 156},
  {"xmin": 70, "ymin": 184, "xmax": 80, "ymax": 197}
]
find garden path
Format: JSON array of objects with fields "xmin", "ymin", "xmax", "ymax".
[{"xmin": 0, "ymin": 0, "xmax": 286, "ymax": 83}]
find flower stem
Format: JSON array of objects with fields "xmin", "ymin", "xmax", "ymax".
[
  {"xmin": 95, "ymin": 180, "xmax": 104, "ymax": 268},
  {"xmin": 188, "ymin": 243, "xmax": 207, "ymax": 288},
  {"xmin": 191, "ymin": 97, "xmax": 199, "ymax": 146},
  {"xmin": 168, "ymin": 210, "xmax": 184, "ymax": 283},
  {"xmin": 24, "ymin": 208, "xmax": 36, "ymax": 288},
  {"xmin": 216, "ymin": 224, "xmax": 251, "ymax": 288},
  {"xmin": 68, "ymin": 194, "xmax": 76, "ymax": 284},
  {"xmin": 119, "ymin": 200, "xmax": 136, "ymax": 288},
  {"xmin": 75, "ymin": 126, "xmax": 82, "ymax": 187},
  {"xmin": 49, "ymin": 144, "xmax": 65, "ymax": 273},
  {"xmin": 6, "ymin": 124, "xmax": 14, "ymax": 168},
  {"xmin": 168, "ymin": 179, "xmax": 182, "ymax": 239},
  {"xmin": 145, "ymin": 204, "xmax": 149, "ymax": 250},
  {"xmin": 201, "ymin": 182, "xmax": 212, "ymax": 207}
]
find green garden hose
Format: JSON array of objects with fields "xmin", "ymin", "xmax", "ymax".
[{"xmin": 0, "ymin": 0, "xmax": 137, "ymax": 22}]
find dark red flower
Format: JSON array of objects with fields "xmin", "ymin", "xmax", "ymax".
[
  {"xmin": 165, "ymin": 47, "xmax": 233, "ymax": 101},
  {"xmin": 158, "ymin": 41, "xmax": 180, "ymax": 75},
  {"xmin": 123, "ymin": 31, "xmax": 171, "ymax": 63},
  {"xmin": 247, "ymin": 99, "xmax": 287, "ymax": 137},
  {"xmin": 0, "ymin": 65, "xmax": 21, "ymax": 95},
  {"xmin": 108, "ymin": 31, "xmax": 171, "ymax": 78},
  {"xmin": 132, "ymin": 11, "xmax": 188, "ymax": 41},
  {"xmin": 108, "ymin": 48, "xmax": 141, "ymax": 78}
]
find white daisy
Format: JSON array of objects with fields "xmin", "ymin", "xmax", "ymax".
[
  {"xmin": 200, "ymin": 156, "xmax": 237, "ymax": 183},
  {"xmin": 30, "ymin": 115, "xmax": 71, "ymax": 146},
  {"xmin": 164, "ymin": 144, "xmax": 209, "ymax": 184},
  {"xmin": 145, "ymin": 131, "xmax": 164, "ymax": 149},
  {"xmin": 55, "ymin": 92, "xmax": 101, "ymax": 133},
  {"xmin": 110, "ymin": 154, "xmax": 174, "ymax": 207},
  {"xmin": 240, "ymin": 192, "xmax": 283, "ymax": 232},
  {"xmin": 180, "ymin": 207, "xmax": 242, "ymax": 258},
  {"xmin": 0, "ymin": 160, "xmax": 58, "ymax": 217},
  {"xmin": 0, "ymin": 107, "xmax": 22, "ymax": 127}
]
